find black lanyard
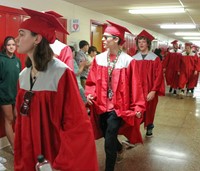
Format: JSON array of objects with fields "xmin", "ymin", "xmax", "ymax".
[{"xmin": 30, "ymin": 73, "xmax": 37, "ymax": 90}]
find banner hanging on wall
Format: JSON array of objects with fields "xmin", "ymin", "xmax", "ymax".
[{"xmin": 70, "ymin": 19, "xmax": 80, "ymax": 32}]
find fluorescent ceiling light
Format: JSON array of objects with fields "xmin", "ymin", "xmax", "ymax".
[
  {"xmin": 175, "ymin": 32, "xmax": 200, "ymax": 36},
  {"xmin": 160, "ymin": 24, "xmax": 196, "ymax": 29},
  {"xmin": 129, "ymin": 7, "xmax": 185, "ymax": 14},
  {"xmin": 183, "ymin": 37, "xmax": 200, "ymax": 40}
]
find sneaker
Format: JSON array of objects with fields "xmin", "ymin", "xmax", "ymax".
[
  {"xmin": 122, "ymin": 140, "xmax": 136, "ymax": 149},
  {"xmin": 146, "ymin": 129, "xmax": 153, "ymax": 137},
  {"xmin": 188, "ymin": 92, "xmax": 193, "ymax": 97},
  {"xmin": 169, "ymin": 87, "xmax": 173, "ymax": 93},
  {"xmin": 178, "ymin": 91, "xmax": 184, "ymax": 99},
  {"xmin": 116, "ymin": 144, "xmax": 126, "ymax": 163},
  {"xmin": 173, "ymin": 89, "xmax": 177, "ymax": 96},
  {"xmin": 0, "ymin": 163, "xmax": 6, "ymax": 171},
  {"xmin": 146, "ymin": 124, "xmax": 154, "ymax": 138},
  {"xmin": 0, "ymin": 157, "xmax": 7, "ymax": 164}
]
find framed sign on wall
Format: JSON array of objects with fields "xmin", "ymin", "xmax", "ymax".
[{"xmin": 70, "ymin": 19, "xmax": 80, "ymax": 32}]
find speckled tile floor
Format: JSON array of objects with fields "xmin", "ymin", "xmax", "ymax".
[{"xmin": 1, "ymin": 78, "xmax": 200, "ymax": 171}]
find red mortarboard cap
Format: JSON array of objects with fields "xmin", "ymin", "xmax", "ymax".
[
  {"xmin": 171, "ymin": 40, "xmax": 178, "ymax": 45},
  {"xmin": 104, "ymin": 20, "xmax": 132, "ymax": 45},
  {"xmin": 20, "ymin": 8, "xmax": 69, "ymax": 44},
  {"xmin": 192, "ymin": 44, "xmax": 199, "ymax": 48},
  {"xmin": 44, "ymin": 11, "xmax": 63, "ymax": 18},
  {"xmin": 192, "ymin": 44, "xmax": 199, "ymax": 50},
  {"xmin": 185, "ymin": 42, "xmax": 192, "ymax": 47},
  {"xmin": 136, "ymin": 30, "xmax": 155, "ymax": 41}
]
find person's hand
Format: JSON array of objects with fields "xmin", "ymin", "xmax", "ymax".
[
  {"xmin": 79, "ymin": 60, "xmax": 87, "ymax": 68},
  {"xmin": 147, "ymin": 91, "xmax": 156, "ymax": 102},
  {"xmin": 85, "ymin": 61, "xmax": 91, "ymax": 68},
  {"xmin": 194, "ymin": 70, "xmax": 198, "ymax": 75},
  {"xmin": 177, "ymin": 71, "xmax": 180, "ymax": 75},
  {"xmin": 135, "ymin": 111, "xmax": 142, "ymax": 118},
  {"xmin": 87, "ymin": 94, "xmax": 94, "ymax": 105}
]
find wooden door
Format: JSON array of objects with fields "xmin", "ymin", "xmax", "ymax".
[{"xmin": 91, "ymin": 21, "xmax": 103, "ymax": 53}]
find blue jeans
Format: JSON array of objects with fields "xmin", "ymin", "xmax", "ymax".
[{"xmin": 100, "ymin": 111, "xmax": 122, "ymax": 171}]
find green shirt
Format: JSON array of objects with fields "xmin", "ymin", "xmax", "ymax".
[{"xmin": 0, "ymin": 52, "xmax": 21, "ymax": 105}]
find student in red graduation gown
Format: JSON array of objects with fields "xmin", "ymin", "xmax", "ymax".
[
  {"xmin": 46, "ymin": 11, "xmax": 74, "ymax": 70},
  {"xmin": 192, "ymin": 45, "xmax": 200, "ymax": 79},
  {"xmin": 163, "ymin": 40, "xmax": 182, "ymax": 95},
  {"xmin": 192, "ymin": 45, "xmax": 199, "ymax": 56},
  {"xmin": 131, "ymin": 30, "xmax": 165, "ymax": 137},
  {"xmin": 14, "ymin": 8, "xmax": 98, "ymax": 171},
  {"xmin": 50, "ymin": 39, "xmax": 74, "ymax": 70},
  {"xmin": 85, "ymin": 20, "xmax": 145, "ymax": 171},
  {"xmin": 179, "ymin": 43, "xmax": 199, "ymax": 97}
]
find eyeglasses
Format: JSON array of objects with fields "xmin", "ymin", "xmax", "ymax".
[
  {"xmin": 102, "ymin": 35, "xmax": 117, "ymax": 40},
  {"xmin": 20, "ymin": 91, "xmax": 34, "ymax": 116}
]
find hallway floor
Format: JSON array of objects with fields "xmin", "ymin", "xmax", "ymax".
[{"xmin": 1, "ymin": 79, "xmax": 200, "ymax": 171}]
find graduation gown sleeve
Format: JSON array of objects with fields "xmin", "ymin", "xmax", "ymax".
[
  {"xmin": 152, "ymin": 57, "xmax": 165, "ymax": 96},
  {"xmin": 127, "ymin": 59, "xmax": 146, "ymax": 117},
  {"xmin": 85, "ymin": 58, "xmax": 98, "ymax": 99},
  {"xmin": 52, "ymin": 69, "xmax": 98, "ymax": 171},
  {"xmin": 119, "ymin": 59, "xmax": 146, "ymax": 144}
]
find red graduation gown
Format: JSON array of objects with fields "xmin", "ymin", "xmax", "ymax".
[
  {"xmin": 163, "ymin": 49, "xmax": 182, "ymax": 89},
  {"xmin": 85, "ymin": 51, "xmax": 146, "ymax": 144},
  {"xmin": 179, "ymin": 52, "xmax": 199, "ymax": 89},
  {"xmin": 195, "ymin": 55, "xmax": 200, "ymax": 74},
  {"xmin": 58, "ymin": 46, "xmax": 74, "ymax": 70},
  {"xmin": 198, "ymin": 57, "xmax": 200, "ymax": 72},
  {"xmin": 14, "ymin": 58, "xmax": 98, "ymax": 171},
  {"xmin": 50, "ymin": 40, "xmax": 74, "ymax": 70},
  {"xmin": 132, "ymin": 52, "xmax": 165, "ymax": 127}
]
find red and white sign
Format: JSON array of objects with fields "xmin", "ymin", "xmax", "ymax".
[{"xmin": 70, "ymin": 19, "xmax": 80, "ymax": 32}]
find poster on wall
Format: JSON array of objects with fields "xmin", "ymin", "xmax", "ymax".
[{"xmin": 70, "ymin": 19, "xmax": 80, "ymax": 32}]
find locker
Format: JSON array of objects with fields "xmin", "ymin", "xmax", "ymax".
[
  {"xmin": 6, "ymin": 13, "xmax": 21, "ymax": 38},
  {"xmin": 0, "ymin": 12, "xmax": 6, "ymax": 48}
]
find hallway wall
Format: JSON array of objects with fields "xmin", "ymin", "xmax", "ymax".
[
  {"xmin": 1, "ymin": 0, "xmax": 176, "ymax": 48},
  {"xmin": 0, "ymin": 0, "xmax": 181, "ymax": 148}
]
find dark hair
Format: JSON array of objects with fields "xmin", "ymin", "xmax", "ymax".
[
  {"xmin": 88, "ymin": 46, "xmax": 97, "ymax": 54},
  {"xmin": 25, "ymin": 32, "xmax": 54, "ymax": 71},
  {"xmin": 79, "ymin": 40, "xmax": 89, "ymax": 49},
  {"xmin": 1, "ymin": 36, "xmax": 15, "ymax": 54},
  {"xmin": 154, "ymin": 48, "xmax": 162, "ymax": 61},
  {"xmin": 69, "ymin": 45, "xmax": 75, "ymax": 52},
  {"xmin": 136, "ymin": 36, "xmax": 152, "ymax": 50},
  {"xmin": 154, "ymin": 48, "xmax": 161, "ymax": 54},
  {"xmin": 116, "ymin": 36, "xmax": 122, "ymax": 45},
  {"xmin": 111, "ymin": 35, "xmax": 122, "ymax": 45}
]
